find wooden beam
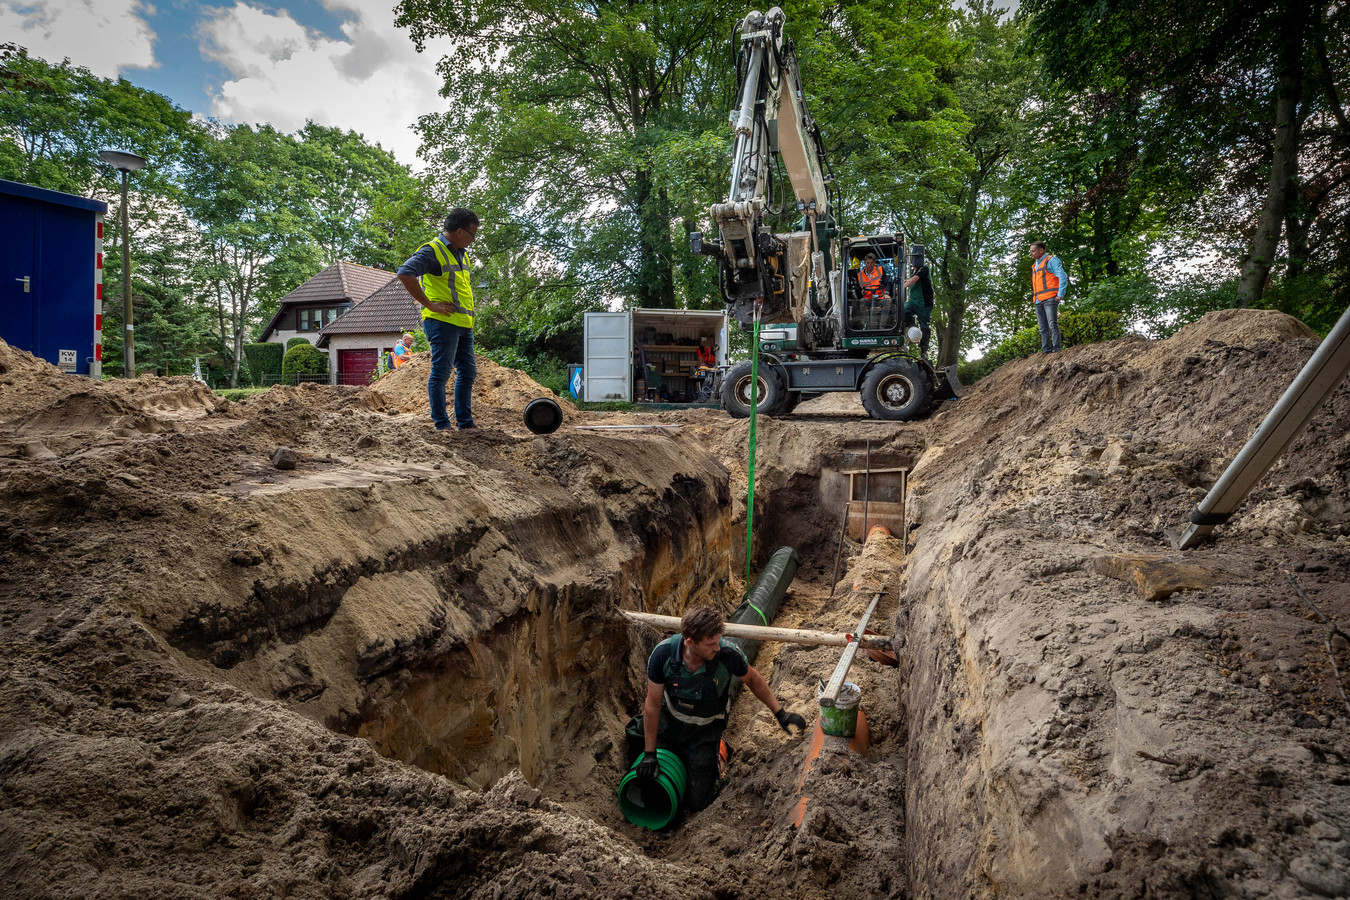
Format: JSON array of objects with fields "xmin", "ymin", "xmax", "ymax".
[{"xmin": 621, "ymin": 611, "xmax": 892, "ymax": 650}]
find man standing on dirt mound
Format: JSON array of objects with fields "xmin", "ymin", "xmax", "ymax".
[
  {"xmin": 1029, "ymin": 240, "xmax": 1068, "ymax": 353},
  {"xmin": 397, "ymin": 209, "xmax": 480, "ymax": 431},
  {"xmin": 635, "ymin": 606, "xmax": 806, "ymax": 813}
]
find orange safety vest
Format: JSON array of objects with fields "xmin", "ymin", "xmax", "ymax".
[
  {"xmin": 858, "ymin": 265, "xmax": 885, "ymax": 296},
  {"xmin": 1032, "ymin": 255, "xmax": 1061, "ymax": 304},
  {"xmin": 391, "ymin": 345, "xmax": 412, "ymax": 368}
]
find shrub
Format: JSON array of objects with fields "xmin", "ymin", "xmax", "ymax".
[
  {"xmin": 242, "ymin": 342, "xmax": 284, "ymax": 384},
  {"xmin": 286, "ymin": 337, "xmax": 313, "ymax": 349},
  {"xmin": 282, "ymin": 341, "xmax": 329, "ymax": 376},
  {"xmin": 215, "ymin": 387, "xmax": 269, "ymax": 401},
  {"xmin": 959, "ymin": 309, "xmax": 1126, "ymax": 384}
]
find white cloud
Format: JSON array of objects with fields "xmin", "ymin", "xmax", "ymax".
[
  {"xmin": 199, "ymin": 1, "xmax": 454, "ymax": 166},
  {"xmin": 0, "ymin": 0, "xmax": 157, "ymax": 77}
]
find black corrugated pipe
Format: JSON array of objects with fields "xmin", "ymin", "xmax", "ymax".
[{"xmin": 724, "ymin": 546, "xmax": 799, "ymax": 667}]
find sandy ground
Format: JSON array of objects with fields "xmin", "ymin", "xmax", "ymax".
[{"xmin": 1, "ymin": 307, "xmax": 1348, "ymax": 898}]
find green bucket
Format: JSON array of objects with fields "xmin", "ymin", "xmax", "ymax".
[
  {"xmin": 618, "ymin": 749, "xmax": 687, "ymax": 829},
  {"xmin": 818, "ymin": 680, "xmax": 862, "ymax": 737}
]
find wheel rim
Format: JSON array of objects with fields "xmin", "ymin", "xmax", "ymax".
[
  {"xmin": 734, "ymin": 374, "xmax": 770, "ymax": 408},
  {"xmin": 876, "ymin": 373, "xmax": 914, "ymax": 409}
]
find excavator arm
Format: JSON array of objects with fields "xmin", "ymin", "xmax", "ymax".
[{"xmin": 692, "ymin": 7, "xmax": 839, "ymax": 328}]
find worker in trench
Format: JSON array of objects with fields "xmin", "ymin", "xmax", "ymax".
[{"xmin": 631, "ymin": 606, "xmax": 807, "ymax": 813}]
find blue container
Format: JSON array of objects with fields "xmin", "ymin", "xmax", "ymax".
[{"xmin": 0, "ymin": 179, "xmax": 107, "ymax": 376}]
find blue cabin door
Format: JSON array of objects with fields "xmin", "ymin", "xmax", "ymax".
[{"xmin": 0, "ymin": 194, "xmax": 36, "ymax": 354}]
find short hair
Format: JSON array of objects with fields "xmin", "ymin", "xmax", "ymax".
[
  {"xmin": 1030, "ymin": 240, "xmax": 1047, "ymax": 252},
  {"xmin": 443, "ymin": 208, "xmax": 480, "ymax": 234},
  {"xmin": 864, "ymin": 252, "xmax": 877, "ymax": 262},
  {"xmin": 680, "ymin": 606, "xmax": 723, "ymax": 644}
]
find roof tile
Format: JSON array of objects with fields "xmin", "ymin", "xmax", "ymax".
[
  {"xmin": 318, "ymin": 277, "xmax": 422, "ymax": 338},
  {"xmin": 276, "ymin": 261, "xmax": 394, "ymax": 307}
]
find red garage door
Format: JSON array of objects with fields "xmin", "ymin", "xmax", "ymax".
[{"xmin": 338, "ymin": 349, "xmax": 379, "ymax": 385}]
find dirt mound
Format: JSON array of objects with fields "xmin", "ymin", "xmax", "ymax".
[
  {"xmin": 237, "ymin": 381, "xmax": 386, "ymax": 414},
  {"xmin": 1168, "ymin": 306, "xmax": 1317, "ymax": 348},
  {"xmin": 0, "ymin": 339, "xmax": 85, "ymax": 422},
  {"xmin": 898, "ymin": 308, "xmax": 1350, "ymax": 897},
  {"xmin": 4, "ymin": 308, "xmax": 1349, "ymax": 899},
  {"xmin": 372, "ymin": 353, "xmax": 579, "ymax": 430}
]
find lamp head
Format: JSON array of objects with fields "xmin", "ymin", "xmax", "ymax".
[{"xmin": 98, "ymin": 149, "xmax": 147, "ymax": 173}]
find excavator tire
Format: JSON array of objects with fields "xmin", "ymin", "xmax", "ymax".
[
  {"xmin": 860, "ymin": 359, "xmax": 932, "ymax": 421},
  {"xmin": 722, "ymin": 361, "xmax": 786, "ymax": 418}
]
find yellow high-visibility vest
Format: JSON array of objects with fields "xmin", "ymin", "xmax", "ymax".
[{"xmin": 419, "ymin": 236, "xmax": 474, "ymax": 327}]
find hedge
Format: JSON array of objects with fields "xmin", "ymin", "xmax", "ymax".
[
  {"xmin": 286, "ymin": 337, "xmax": 313, "ymax": 349},
  {"xmin": 282, "ymin": 341, "xmax": 329, "ymax": 376},
  {"xmin": 959, "ymin": 309, "xmax": 1126, "ymax": 384},
  {"xmin": 242, "ymin": 342, "xmax": 284, "ymax": 384}
]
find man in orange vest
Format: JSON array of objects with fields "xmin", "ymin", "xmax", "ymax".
[
  {"xmin": 1029, "ymin": 241, "xmax": 1068, "ymax": 353},
  {"xmin": 857, "ymin": 252, "xmax": 890, "ymax": 300},
  {"xmin": 390, "ymin": 333, "xmax": 415, "ymax": 369}
]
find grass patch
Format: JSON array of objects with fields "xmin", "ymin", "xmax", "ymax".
[{"xmin": 215, "ymin": 387, "xmax": 270, "ymax": 401}]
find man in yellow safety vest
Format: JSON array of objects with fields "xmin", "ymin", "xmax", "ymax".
[
  {"xmin": 397, "ymin": 209, "xmax": 480, "ymax": 430},
  {"xmin": 1029, "ymin": 240, "xmax": 1068, "ymax": 353}
]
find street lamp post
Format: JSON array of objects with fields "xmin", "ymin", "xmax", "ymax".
[{"xmin": 98, "ymin": 149, "xmax": 147, "ymax": 378}]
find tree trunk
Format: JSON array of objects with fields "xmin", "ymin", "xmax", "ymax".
[
  {"xmin": 633, "ymin": 171, "xmax": 675, "ymax": 308},
  {"xmin": 1236, "ymin": 5, "xmax": 1307, "ymax": 307}
]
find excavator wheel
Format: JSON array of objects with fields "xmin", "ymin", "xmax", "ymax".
[
  {"xmin": 722, "ymin": 361, "xmax": 786, "ymax": 418},
  {"xmin": 860, "ymin": 359, "xmax": 932, "ymax": 421}
]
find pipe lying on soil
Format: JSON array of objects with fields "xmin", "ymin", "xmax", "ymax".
[
  {"xmin": 819, "ymin": 592, "xmax": 881, "ymax": 706},
  {"xmin": 621, "ymin": 612, "xmax": 892, "ymax": 650}
]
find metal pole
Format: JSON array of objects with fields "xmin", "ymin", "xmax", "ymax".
[
  {"xmin": 120, "ymin": 169, "xmax": 134, "ymax": 378},
  {"xmin": 863, "ymin": 439, "xmax": 871, "ymax": 538},
  {"xmin": 1172, "ymin": 303, "xmax": 1350, "ymax": 550},
  {"xmin": 820, "ymin": 592, "xmax": 882, "ymax": 705}
]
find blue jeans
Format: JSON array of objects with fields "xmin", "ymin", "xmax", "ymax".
[
  {"xmin": 1036, "ymin": 299, "xmax": 1062, "ymax": 352},
  {"xmin": 424, "ymin": 317, "xmax": 476, "ymax": 429}
]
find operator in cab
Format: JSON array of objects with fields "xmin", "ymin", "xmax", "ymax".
[
  {"xmin": 631, "ymin": 606, "xmax": 806, "ymax": 814},
  {"xmin": 857, "ymin": 252, "xmax": 891, "ymax": 300}
]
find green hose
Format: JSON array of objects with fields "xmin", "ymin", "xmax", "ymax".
[{"xmin": 744, "ymin": 311, "xmax": 761, "ymax": 592}]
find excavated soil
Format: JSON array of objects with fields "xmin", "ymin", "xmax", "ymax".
[{"xmin": 1, "ymin": 306, "xmax": 1348, "ymax": 899}]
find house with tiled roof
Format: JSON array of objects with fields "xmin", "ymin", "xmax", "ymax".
[
  {"xmin": 257, "ymin": 261, "xmax": 395, "ymax": 351},
  {"xmin": 317, "ymin": 278, "xmax": 424, "ymax": 385}
]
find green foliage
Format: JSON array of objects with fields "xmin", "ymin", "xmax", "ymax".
[
  {"xmin": 1258, "ymin": 273, "xmax": 1343, "ymax": 337},
  {"xmin": 281, "ymin": 342, "xmax": 329, "ymax": 375},
  {"xmin": 479, "ymin": 344, "xmax": 569, "ymax": 397},
  {"xmin": 959, "ymin": 309, "xmax": 1127, "ymax": 383},
  {"xmin": 243, "ymin": 342, "xmax": 284, "ymax": 383},
  {"xmin": 214, "ymin": 387, "xmax": 269, "ymax": 401},
  {"xmin": 285, "ymin": 337, "xmax": 312, "ymax": 349}
]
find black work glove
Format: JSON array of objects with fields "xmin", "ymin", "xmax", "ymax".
[
  {"xmin": 636, "ymin": 750, "xmax": 660, "ymax": 782},
  {"xmin": 775, "ymin": 708, "xmax": 807, "ymax": 734}
]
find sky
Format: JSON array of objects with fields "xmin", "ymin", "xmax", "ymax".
[{"xmin": 1, "ymin": 0, "xmax": 457, "ymax": 165}]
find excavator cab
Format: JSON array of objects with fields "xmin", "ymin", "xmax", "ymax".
[{"xmin": 841, "ymin": 234, "xmax": 907, "ymax": 347}]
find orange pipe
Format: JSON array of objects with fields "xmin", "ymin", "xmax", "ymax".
[{"xmin": 789, "ymin": 709, "xmax": 869, "ymax": 828}]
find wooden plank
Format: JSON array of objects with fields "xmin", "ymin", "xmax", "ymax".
[{"xmin": 621, "ymin": 611, "xmax": 892, "ymax": 650}]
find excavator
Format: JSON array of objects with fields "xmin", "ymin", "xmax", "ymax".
[{"xmin": 690, "ymin": 7, "xmax": 963, "ymax": 420}]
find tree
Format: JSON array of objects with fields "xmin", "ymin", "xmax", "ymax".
[
  {"xmin": 182, "ymin": 124, "xmax": 323, "ymax": 388},
  {"xmin": 399, "ymin": 0, "xmax": 743, "ymax": 309},
  {"xmin": 289, "ymin": 123, "xmax": 432, "ymax": 269},
  {"xmin": 882, "ymin": 0, "xmax": 1033, "ymax": 367},
  {"xmin": 1022, "ymin": 0, "xmax": 1349, "ymax": 311}
]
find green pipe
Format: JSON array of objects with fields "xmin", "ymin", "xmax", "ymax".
[{"xmin": 725, "ymin": 545, "xmax": 799, "ymax": 667}]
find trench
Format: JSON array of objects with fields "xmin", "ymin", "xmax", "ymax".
[{"xmin": 162, "ymin": 427, "xmax": 928, "ymax": 898}]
